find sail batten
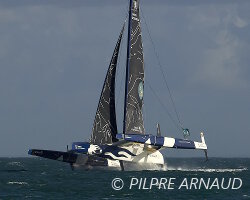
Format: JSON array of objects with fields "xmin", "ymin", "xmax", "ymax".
[
  {"xmin": 90, "ymin": 26, "xmax": 124, "ymax": 145},
  {"xmin": 123, "ymin": 0, "xmax": 145, "ymax": 135}
]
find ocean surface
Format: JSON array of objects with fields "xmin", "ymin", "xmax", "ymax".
[{"xmin": 0, "ymin": 157, "xmax": 249, "ymax": 200}]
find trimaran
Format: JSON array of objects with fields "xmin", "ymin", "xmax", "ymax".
[{"xmin": 29, "ymin": 0, "xmax": 208, "ymax": 170}]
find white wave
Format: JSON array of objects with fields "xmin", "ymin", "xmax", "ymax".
[
  {"xmin": 167, "ymin": 167, "xmax": 248, "ymax": 173},
  {"xmin": 123, "ymin": 163, "xmax": 167, "ymax": 171},
  {"xmin": 7, "ymin": 181, "xmax": 28, "ymax": 185},
  {"xmin": 7, "ymin": 162, "xmax": 23, "ymax": 167},
  {"xmin": 39, "ymin": 184, "xmax": 47, "ymax": 187}
]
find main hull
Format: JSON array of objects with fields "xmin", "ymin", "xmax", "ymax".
[
  {"xmin": 28, "ymin": 149, "xmax": 165, "ymax": 171},
  {"xmin": 74, "ymin": 160, "xmax": 167, "ymax": 171},
  {"xmin": 74, "ymin": 156, "xmax": 166, "ymax": 171}
]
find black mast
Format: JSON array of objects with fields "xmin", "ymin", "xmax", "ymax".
[
  {"xmin": 123, "ymin": 0, "xmax": 145, "ymax": 135},
  {"xmin": 123, "ymin": 0, "xmax": 133, "ymax": 135}
]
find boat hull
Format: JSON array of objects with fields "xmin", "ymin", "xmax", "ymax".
[
  {"xmin": 77, "ymin": 150, "xmax": 165, "ymax": 170},
  {"xmin": 28, "ymin": 148, "xmax": 165, "ymax": 171}
]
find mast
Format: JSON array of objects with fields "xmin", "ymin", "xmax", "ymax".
[
  {"xmin": 123, "ymin": 0, "xmax": 133, "ymax": 135},
  {"xmin": 123, "ymin": 0, "xmax": 145, "ymax": 135}
]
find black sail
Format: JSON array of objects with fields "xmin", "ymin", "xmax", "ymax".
[
  {"xmin": 90, "ymin": 26, "xmax": 124, "ymax": 145},
  {"xmin": 124, "ymin": 0, "xmax": 145, "ymax": 135}
]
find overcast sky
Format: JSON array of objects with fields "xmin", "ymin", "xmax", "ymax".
[{"xmin": 0, "ymin": 0, "xmax": 249, "ymax": 157}]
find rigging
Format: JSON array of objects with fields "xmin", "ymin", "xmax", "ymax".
[{"xmin": 140, "ymin": 7, "xmax": 189, "ymax": 137}]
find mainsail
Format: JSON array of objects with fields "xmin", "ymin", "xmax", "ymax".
[
  {"xmin": 90, "ymin": 26, "xmax": 124, "ymax": 145},
  {"xmin": 123, "ymin": 0, "xmax": 145, "ymax": 135}
]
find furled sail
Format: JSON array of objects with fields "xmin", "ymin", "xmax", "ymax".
[
  {"xmin": 90, "ymin": 26, "xmax": 124, "ymax": 145},
  {"xmin": 124, "ymin": 0, "xmax": 145, "ymax": 135}
]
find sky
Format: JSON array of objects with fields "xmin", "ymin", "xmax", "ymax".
[{"xmin": 0, "ymin": 0, "xmax": 249, "ymax": 157}]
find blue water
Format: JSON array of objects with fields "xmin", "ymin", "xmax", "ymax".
[{"xmin": 0, "ymin": 158, "xmax": 249, "ymax": 199}]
